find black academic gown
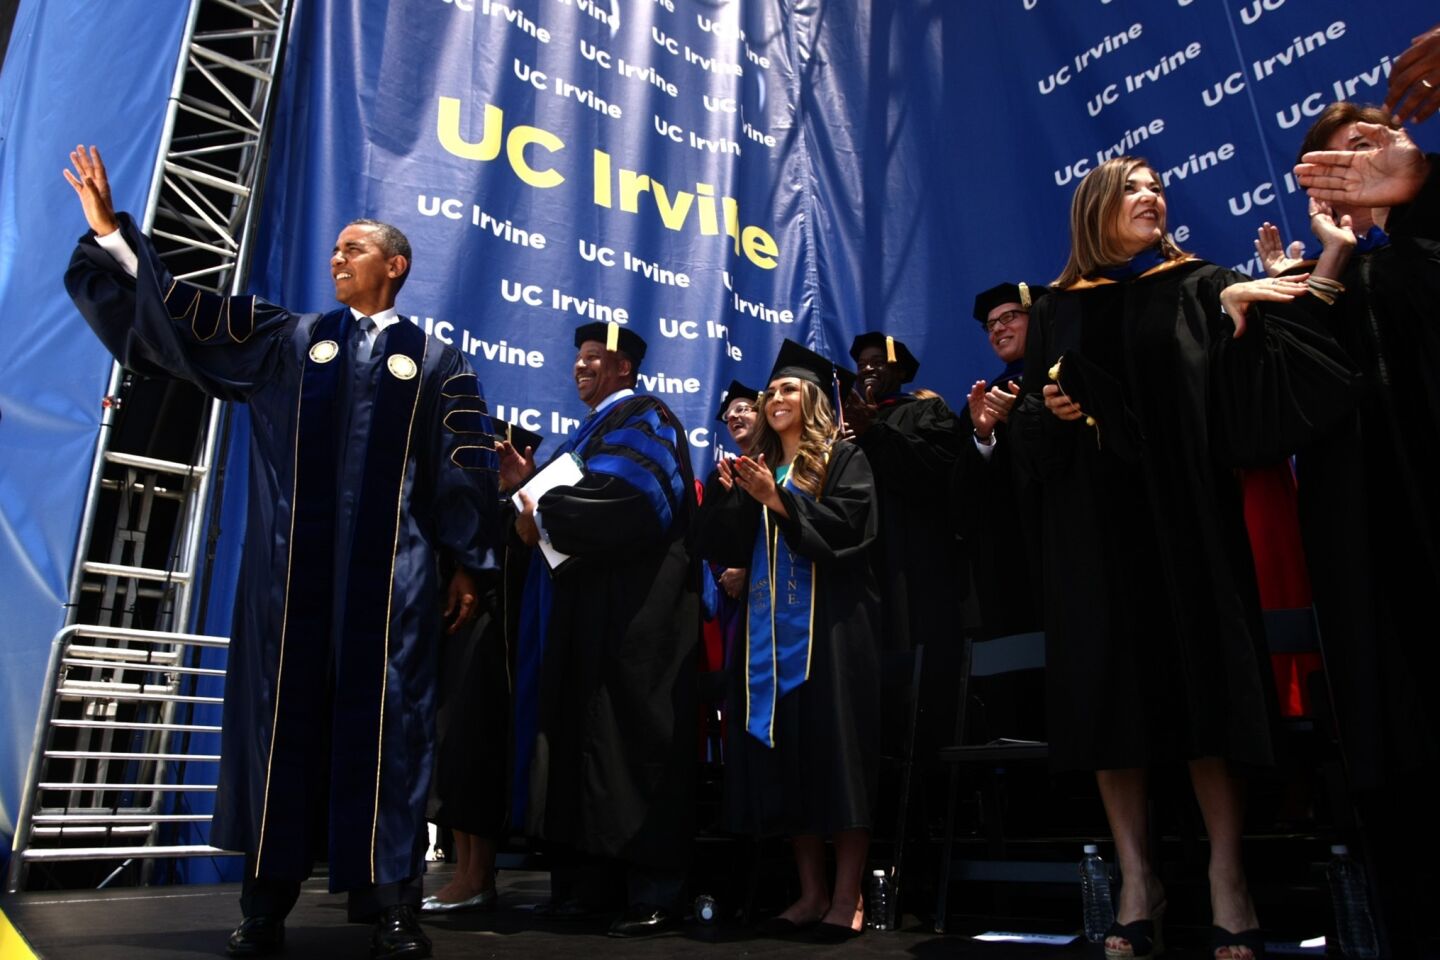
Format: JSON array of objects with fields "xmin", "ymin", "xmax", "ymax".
[
  {"xmin": 1294, "ymin": 162, "xmax": 1440, "ymax": 794},
  {"xmin": 1288, "ymin": 163, "xmax": 1440, "ymax": 958},
  {"xmin": 852, "ymin": 395, "xmax": 965, "ymax": 649},
  {"xmin": 520, "ymin": 394, "xmax": 699, "ymax": 870},
  {"xmin": 427, "ymin": 561, "xmax": 511, "ymax": 840},
  {"xmin": 1012, "ymin": 258, "xmax": 1356, "ymax": 773},
  {"xmin": 700, "ymin": 468, "xmax": 747, "ymax": 678},
  {"xmin": 695, "ymin": 442, "xmax": 881, "ymax": 836},
  {"xmin": 65, "ymin": 214, "xmax": 497, "ymax": 891},
  {"xmin": 951, "ymin": 361, "xmax": 1044, "ymax": 639}
]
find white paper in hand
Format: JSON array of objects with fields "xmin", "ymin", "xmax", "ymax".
[{"xmin": 514, "ymin": 452, "xmax": 584, "ymax": 569}]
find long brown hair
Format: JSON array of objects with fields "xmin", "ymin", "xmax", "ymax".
[
  {"xmin": 752, "ymin": 378, "xmax": 835, "ymax": 499},
  {"xmin": 1053, "ymin": 156, "xmax": 1188, "ymax": 289}
]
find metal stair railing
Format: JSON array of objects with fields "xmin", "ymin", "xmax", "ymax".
[{"xmin": 9, "ymin": 625, "xmax": 232, "ymax": 872}]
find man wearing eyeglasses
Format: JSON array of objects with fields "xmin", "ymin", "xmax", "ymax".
[
  {"xmin": 968, "ymin": 284, "xmax": 1041, "ymax": 453},
  {"xmin": 953, "ymin": 282, "xmax": 1049, "ymax": 639}
]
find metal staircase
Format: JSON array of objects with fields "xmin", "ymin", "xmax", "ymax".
[{"xmin": 6, "ymin": 0, "xmax": 293, "ymax": 892}]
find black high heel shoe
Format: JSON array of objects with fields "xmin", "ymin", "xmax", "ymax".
[
  {"xmin": 1103, "ymin": 900, "xmax": 1166, "ymax": 960},
  {"xmin": 1210, "ymin": 925, "xmax": 1266, "ymax": 960}
]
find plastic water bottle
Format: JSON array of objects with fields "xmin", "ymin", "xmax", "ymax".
[
  {"xmin": 1080, "ymin": 844, "xmax": 1116, "ymax": 943},
  {"xmin": 1327, "ymin": 845, "xmax": 1378, "ymax": 958},
  {"xmin": 865, "ymin": 869, "xmax": 892, "ymax": 931}
]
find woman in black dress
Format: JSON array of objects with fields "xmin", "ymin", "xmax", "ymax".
[{"xmin": 1014, "ymin": 156, "xmax": 1355, "ymax": 960}]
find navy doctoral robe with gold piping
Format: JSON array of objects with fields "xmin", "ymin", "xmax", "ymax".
[
  {"xmin": 518, "ymin": 394, "xmax": 699, "ymax": 869},
  {"xmin": 65, "ymin": 213, "xmax": 498, "ymax": 891}
]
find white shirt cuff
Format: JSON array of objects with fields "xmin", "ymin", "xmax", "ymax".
[
  {"xmin": 973, "ymin": 433, "xmax": 997, "ymax": 461},
  {"xmin": 94, "ymin": 229, "xmax": 140, "ymax": 278}
]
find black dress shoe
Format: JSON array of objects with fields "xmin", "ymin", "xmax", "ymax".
[
  {"xmin": 810, "ymin": 921, "xmax": 864, "ymax": 943},
  {"xmin": 371, "ymin": 905, "xmax": 431, "ymax": 960},
  {"xmin": 607, "ymin": 904, "xmax": 678, "ymax": 938},
  {"xmin": 227, "ymin": 915, "xmax": 285, "ymax": 956}
]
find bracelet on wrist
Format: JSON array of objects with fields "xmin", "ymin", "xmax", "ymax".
[{"xmin": 1307, "ymin": 275, "xmax": 1345, "ymax": 305}]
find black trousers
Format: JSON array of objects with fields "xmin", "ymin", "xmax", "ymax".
[{"xmin": 240, "ymin": 853, "xmax": 423, "ymax": 923}]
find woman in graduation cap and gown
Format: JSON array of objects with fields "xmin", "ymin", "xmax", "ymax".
[
  {"xmin": 1012, "ymin": 156, "xmax": 1357, "ymax": 959},
  {"xmin": 702, "ymin": 382, "xmax": 762, "ymax": 678},
  {"xmin": 695, "ymin": 340, "xmax": 881, "ymax": 940}
]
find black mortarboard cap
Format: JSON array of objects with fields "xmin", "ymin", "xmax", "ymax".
[
  {"xmin": 848, "ymin": 332, "xmax": 919, "ymax": 383},
  {"xmin": 767, "ymin": 338, "xmax": 857, "ymax": 398},
  {"xmin": 715, "ymin": 380, "xmax": 760, "ymax": 421},
  {"xmin": 574, "ymin": 321, "xmax": 647, "ymax": 364},
  {"xmin": 972, "ymin": 282, "xmax": 1050, "ymax": 325}
]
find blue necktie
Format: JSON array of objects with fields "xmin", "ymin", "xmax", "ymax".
[{"xmin": 354, "ymin": 315, "xmax": 378, "ymax": 361}]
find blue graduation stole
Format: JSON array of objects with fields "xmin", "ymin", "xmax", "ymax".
[{"xmin": 744, "ymin": 467, "xmax": 817, "ymax": 747}]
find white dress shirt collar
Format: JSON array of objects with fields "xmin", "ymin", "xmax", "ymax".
[
  {"xmin": 350, "ymin": 306, "xmax": 400, "ymax": 330},
  {"xmin": 591, "ymin": 387, "xmax": 635, "ymax": 414}
]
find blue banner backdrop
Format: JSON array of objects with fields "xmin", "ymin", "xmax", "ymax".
[
  {"xmin": 0, "ymin": 0, "xmax": 191, "ymax": 866},
  {"xmin": 1, "ymin": 0, "xmax": 1436, "ymax": 871},
  {"xmin": 249, "ymin": 0, "xmax": 1438, "ymax": 478},
  {"xmin": 248, "ymin": 0, "xmax": 978, "ymax": 469},
  {"xmin": 952, "ymin": 0, "xmax": 1439, "ymax": 305}
]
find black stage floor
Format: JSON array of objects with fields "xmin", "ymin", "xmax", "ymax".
[{"xmin": 1, "ymin": 864, "xmax": 1316, "ymax": 959}]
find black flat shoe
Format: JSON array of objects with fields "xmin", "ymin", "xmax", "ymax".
[
  {"xmin": 226, "ymin": 915, "xmax": 285, "ymax": 956},
  {"xmin": 756, "ymin": 916, "xmax": 818, "ymax": 938},
  {"xmin": 607, "ymin": 904, "xmax": 678, "ymax": 938},
  {"xmin": 810, "ymin": 921, "xmax": 863, "ymax": 943},
  {"xmin": 371, "ymin": 905, "xmax": 431, "ymax": 960},
  {"xmin": 420, "ymin": 887, "xmax": 498, "ymax": 914}
]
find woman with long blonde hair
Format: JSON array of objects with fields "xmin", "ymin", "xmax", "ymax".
[
  {"xmin": 695, "ymin": 339, "xmax": 881, "ymax": 941},
  {"xmin": 1013, "ymin": 156, "xmax": 1356, "ymax": 960}
]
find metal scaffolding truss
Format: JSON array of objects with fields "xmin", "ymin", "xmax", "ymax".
[
  {"xmin": 153, "ymin": 0, "xmax": 287, "ymax": 291},
  {"xmin": 7, "ymin": 0, "xmax": 293, "ymax": 893}
]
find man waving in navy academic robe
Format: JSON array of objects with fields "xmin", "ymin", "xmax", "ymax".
[{"xmin": 63, "ymin": 146, "xmax": 498, "ymax": 960}]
